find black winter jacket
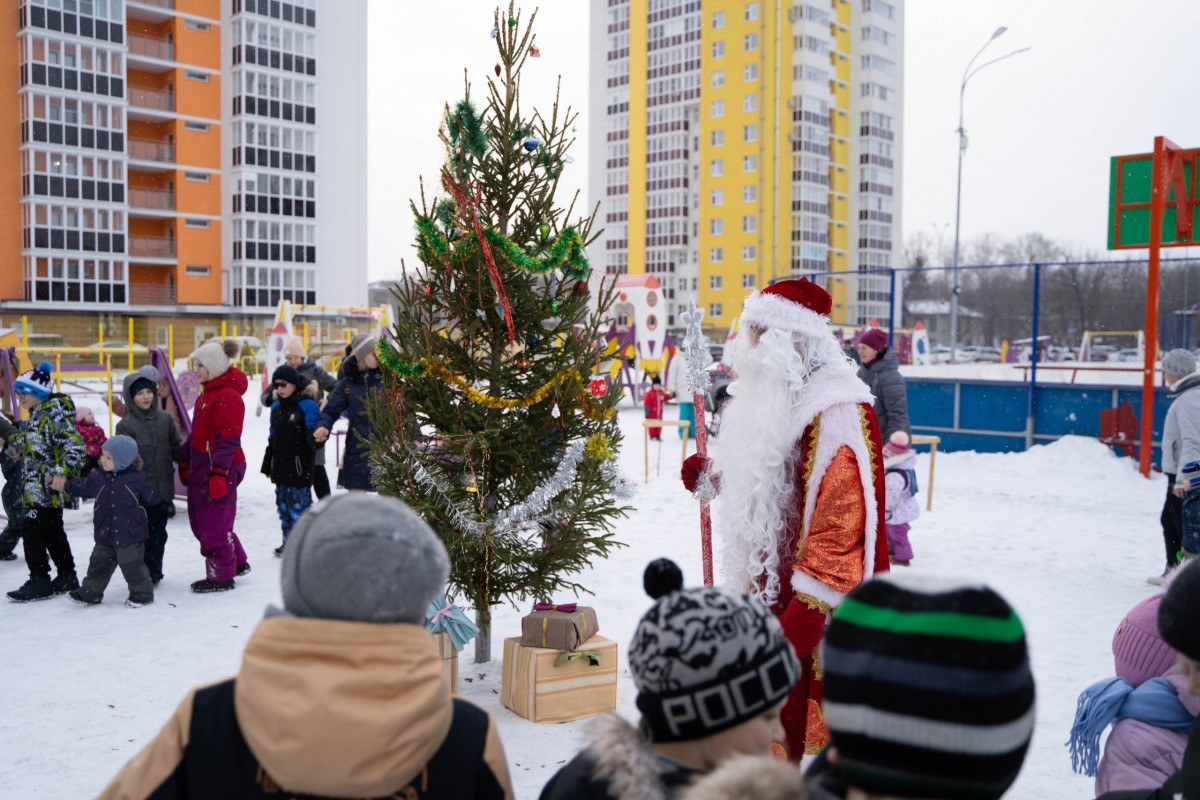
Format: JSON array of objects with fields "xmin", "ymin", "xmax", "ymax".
[
  {"xmin": 262, "ymin": 384, "xmax": 320, "ymax": 487},
  {"xmin": 316, "ymin": 355, "xmax": 383, "ymax": 491},
  {"xmin": 63, "ymin": 464, "xmax": 160, "ymax": 547},
  {"xmin": 857, "ymin": 347, "xmax": 911, "ymax": 440}
]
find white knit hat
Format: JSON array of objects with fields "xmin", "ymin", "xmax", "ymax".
[{"xmin": 191, "ymin": 339, "xmax": 238, "ymax": 379}]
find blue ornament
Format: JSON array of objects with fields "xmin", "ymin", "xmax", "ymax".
[
  {"xmin": 490, "ymin": 26, "xmax": 499, "ymax": 38},
  {"xmin": 522, "ymin": 137, "xmax": 539, "ymax": 152}
]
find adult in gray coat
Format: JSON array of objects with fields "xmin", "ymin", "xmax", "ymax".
[
  {"xmin": 261, "ymin": 337, "xmax": 338, "ymax": 498},
  {"xmin": 1156, "ymin": 349, "xmax": 1200, "ymax": 583},
  {"xmin": 115, "ymin": 366, "xmax": 184, "ymax": 584},
  {"xmin": 855, "ymin": 328, "xmax": 910, "ymax": 441}
]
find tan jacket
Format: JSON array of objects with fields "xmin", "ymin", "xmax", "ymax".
[{"xmin": 98, "ymin": 615, "xmax": 512, "ymax": 799}]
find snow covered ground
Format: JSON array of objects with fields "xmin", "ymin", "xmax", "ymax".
[{"xmin": 0, "ymin": 379, "xmax": 1173, "ymax": 799}]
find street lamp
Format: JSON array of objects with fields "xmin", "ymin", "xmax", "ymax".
[{"xmin": 949, "ymin": 27, "xmax": 1031, "ymax": 363}]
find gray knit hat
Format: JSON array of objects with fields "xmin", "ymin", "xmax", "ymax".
[
  {"xmin": 103, "ymin": 435, "xmax": 140, "ymax": 472},
  {"xmin": 281, "ymin": 493, "xmax": 449, "ymax": 624},
  {"xmin": 351, "ymin": 334, "xmax": 379, "ymax": 363},
  {"xmin": 1163, "ymin": 348, "xmax": 1197, "ymax": 379}
]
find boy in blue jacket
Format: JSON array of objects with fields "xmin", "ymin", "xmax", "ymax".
[{"xmin": 50, "ymin": 435, "xmax": 159, "ymax": 607}]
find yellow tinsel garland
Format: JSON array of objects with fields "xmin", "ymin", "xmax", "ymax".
[{"xmin": 422, "ymin": 358, "xmax": 580, "ymax": 410}]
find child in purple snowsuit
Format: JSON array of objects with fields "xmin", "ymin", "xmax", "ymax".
[
  {"xmin": 882, "ymin": 431, "xmax": 920, "ymax": 566},
  {"xmin": 53, "ymin": 435, "xmax": 158, "ymax": 607},
  {"xmin": 1070, "ymin": 591, "xmax": 1200, "ymax": 794},
  {"xmin": 181, "ymin": 340, "xmax": 250, "ymax": 593}
]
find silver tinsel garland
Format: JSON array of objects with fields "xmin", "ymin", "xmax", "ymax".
[{"xmin": 679, "ymin": 301, "xmax": 711, "ymax": 397}]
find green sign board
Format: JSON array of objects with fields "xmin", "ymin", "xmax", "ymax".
[{"xmin": 1108, "ymin": 149, "xmax": 1199, "ymax": 249}]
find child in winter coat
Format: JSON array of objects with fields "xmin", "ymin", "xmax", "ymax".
[
  {"xmin": 260, "ymin": 337, "xmax": 337, "ymax": 498},
  {"xmin": 75, "ymin": 406, "xmax": 106, "ymax": 476},
  {"xmin": 48, "ymin": 436, "xmax": 158, "ymax": 607},
  {"xmin": 540, "ymin": 559, "xmax": 800, "ymax": 800},
  {"xmin": 182, "ymin": 340, "xmax": 250, "ymax": 594},
  {"xmin": 643, "ymin": 375, "xmax": 669, "ymax": 441},
  {"xmin": 5, "ymin": 362, "xmax": 87, "ymax": 602},
  {"xmin": 881, "ymin": 431, "xmax": 920, "ymax": 566},
  {"xmin": 115, "ymin": 366, "xmax": 184, "ymax": 585},
  {"xmin": 314, "ymin": 336, "xmax": 384, "ymax": 492},
  {"xmin": 261, "ymin": 365, "xmax": 320, "ymax": 557},
  {"xmin": 1069, "ymin": 592, "xmax": 1199, "ymax": 794}
]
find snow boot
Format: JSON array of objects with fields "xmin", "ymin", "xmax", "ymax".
[
  {"xmin": 273, "ymin": 543, "xmax": 286, "ymax": 558},
  {"xmin": 125, "ymin": 592, "xmax": 154, "ymax": 608},
  {"xmin": 191, "ymin": 578, "xmax": 235, "ymax": 594},
  {"xmin": 0, "ymin": 552, "xmax": 17, "ymax": 562},
  {"xmin": 8, "ymin": 576, "xmax": 54, "ymax": 602},
  {"xmin": 236, "ymin": 562, "xmax": 251, "ymax": 577},
  {"xmin": 69, "ymin": 587, "xmax": 102, "ymax": 605},
  {"xmin": 51, "ymin": 571, "xmax": 79, "ymax": 594}
]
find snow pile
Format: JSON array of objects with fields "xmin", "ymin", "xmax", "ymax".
[{"xmin": 0, "ymin": 389, "xmax": 1172, "ymax": 798}]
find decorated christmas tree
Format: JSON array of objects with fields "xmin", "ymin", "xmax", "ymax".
[{"xmin": 368, "ymin": 4, "xmax": 632, "ymax": 663}]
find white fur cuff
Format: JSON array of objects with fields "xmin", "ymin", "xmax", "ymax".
[{"xmin": 790, "ymin": 569, "xmax": 849, "ymax": 609}]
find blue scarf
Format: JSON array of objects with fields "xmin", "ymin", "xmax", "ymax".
[{"xmin": 1067, "ymin": 677, "xmax": 1195, "ymax": 777}]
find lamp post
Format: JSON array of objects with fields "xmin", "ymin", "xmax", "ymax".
[{"xmin": 949, "ymin": 28, "xmax": 1031, "ymax": 363}]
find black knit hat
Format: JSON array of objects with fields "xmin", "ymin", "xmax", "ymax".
[
  {"xmin": 272, "ymin": 364, "xmax": 303, "ymax": 388},
  {"xmin": 628, "ymin": 559, "xmax": 800, "ymax": 743},
  {"xmin": 1159, "ymin": 559, "xmax": 1200, "ymax": 662},
  {"xmin": 822, "ymin": 572, "xmax": 1035, "ymax": 799},
  {"xmin": 130, "ymin": 377, "xmax": 156, "ymax": 397}
]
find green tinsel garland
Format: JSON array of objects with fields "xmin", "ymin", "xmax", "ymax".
[{"xmin": 414, "ymin": 216, "xmax": 590, "ymax": 282}]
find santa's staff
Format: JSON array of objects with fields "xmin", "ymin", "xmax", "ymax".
[{"xmin": 679, "ymin": 301, "xmax": 714, "ymax": 585}]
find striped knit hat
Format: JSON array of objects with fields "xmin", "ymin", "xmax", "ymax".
[{"xmin": 822, "ymin": 572, "xmax": 1035, "ymax": 799}]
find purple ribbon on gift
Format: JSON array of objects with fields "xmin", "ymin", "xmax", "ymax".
[{"xmin": 534, "ymin": 602, "xmax": 577, "ymax": 612}]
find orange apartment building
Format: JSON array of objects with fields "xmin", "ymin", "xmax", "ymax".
[{"xmin": 2, "ymin": 0, "xmax": 368, "ymax": 350}]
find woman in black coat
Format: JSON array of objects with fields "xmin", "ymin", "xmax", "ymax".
[{"xmin": 313, "ymin": 337, "xmax": 383, "ymax": 492}]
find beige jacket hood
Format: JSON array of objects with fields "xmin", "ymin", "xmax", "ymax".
[{"xmin": 234, "ymin": 615, "xmax": 454, "ymax": 797}]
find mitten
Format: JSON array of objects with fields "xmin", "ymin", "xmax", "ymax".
[
  {"xmin": 681, "ymin": 454, "xmax": 713, "ymax": 493},
  {"xmin": 177, "ymin": 460, "xmax": 189, "ymax": 486},
  {"xmin": 208, "ymin": 467, "xmax": 228, "ymax": 499},
  {"xmin": 779, "ymin": 595, "xmax": 829, "ymax": 658}
]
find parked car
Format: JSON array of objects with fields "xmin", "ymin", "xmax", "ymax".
[
  {"xmin": 1088, "ymin": 345, "xmax": 1116, "ymax": 362},
  {"xmin": 975, "ymin": 346, "xmax": 1003, "ymax": 363},
  {"xmin": 82, "ymin": 341, "xmax": 150, "ymax": 367},
  {"xmin": 24, "ymin": 333, "xmax": 83, "ymax": 368},
  {"xmin": 928, "ymin": 345, "xmax": 953, "ymax": 364},
  {"xmin": 1047, "ymin": 346, "xmax": 1077, "ymax": 362},
  {"xmin": 1112, "ymin": 348, "xmax": 1141, "ymax": 363}
]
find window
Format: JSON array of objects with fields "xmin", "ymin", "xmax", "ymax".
[
  {"xmin": 709, "ymin": 302, "xmax": 723, "ymax": 318},
  {"xmin": 712, "ymin": 10, "xmax": 725, "ymax": 28},
  {"xmin": 801, "ymin": 65, "xmax": 829, "ymax": 85},
  {"xmin": 710, "ymin": 189, "xmax": 724, "ymax": 206},
  {"xmin": 709, "ymin": 248, "xmax": 724, "ymax": 263},
  {"xmin": 743, "ymin": 185, "xmax": 757, "ymax": 202},
  {"xmin": 712, "ymin": 41, "xmax": 725, "ymax": 58},
  {"xmin": 745, "ymin": 2, "xmax": 759, "ymax": 20},
  {"xmin": 185, "ymin": 218, "xmax": 210, "ymax": 228},
  {"xmin": 711, "ymin": 100, "xmax": 725, "ymax": 118},
  {"xmin": 711, "ymin": 130, "xmax": 725, "ymax": 147},
  {"xmin": 743, "ymin": 124, "xmax": 757, "ymax": 143},
  {"xmin": 184, "ymin": 171, "xmax": 209, "ymax": 182},
  {"xmin": 742, "ymin": 245, "xmax": 756, "ymax": 260},
  {"xmin": 710, "ymin": 275, "xmax": 723, "ymax": 290},
  {"xmin": 184, "ymin": 70, "xmax": 209, "ymax": 82},
  {"xmin": 742, "ymin": 273, "xmax": 756, "ymax": 289},
  {"xmin": 710, "ymin": 218, "xmax": 724, "ymax": 235},
  {"xmin": 185, "ymin": 19, "xmax": 210, "ymax": 31},
  {"xmin": 710, "ymin": 158, "xmax": 724, "ymax": 176},
  {"xmin": 861, "ymin": 54, "xmax": 897, "ymax": 76},
  {"xmin": 860, "ymin": 83, "xmax": 896, "ymax": 103},
  {"xmin": 744, "ymin": 63, "xmax": 758, "ymax": 81},
  {"xmin": 861, "ymin": 26, "xmax": 896, "ymax": 47},
  {"xmin": 184, "ymin": 121, "xmax": 209, "ymax": 132},
  {"xmin": 743, "ymin": 94, "xmax": 758, "ymax": 112},
  {"xmin": 742, "ymin": 154, "xmax": 757, "ymax": 172},
  {"xmin": 185, "ymin": 265, "xmax": 211, "ymax": 276},
  {"xmin": 711, "ymin": 70, "xmax": 725, "ymax": 88},
  {"xmin": 862, "ymin": 0, "xmax": 896, "ymax": 20},
  {"xmin": 742, "ymin": 215, "xmax": 756, "ymax": 233},
  {"xmin": 744, "ymin": 33, "xmax": 758, "ymax": 51}
]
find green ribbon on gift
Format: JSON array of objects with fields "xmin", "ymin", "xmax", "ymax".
[{"xmin": 554, "ymin": 649, "xmax": 602, "ymax": 668}]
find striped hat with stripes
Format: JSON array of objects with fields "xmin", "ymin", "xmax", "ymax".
[{"xmin": 821, "ymin": 573, "xmax": 1035, "ymax": 799}]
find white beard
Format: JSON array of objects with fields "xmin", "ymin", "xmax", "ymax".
[{"xmin": 714, "ymin": 329, "xmax": 815, "ymax": 608}]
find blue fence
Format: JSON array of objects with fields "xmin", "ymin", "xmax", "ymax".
[{"xmin": 907, "ymin": 377, "xmax": 1169, "ymax": 464}]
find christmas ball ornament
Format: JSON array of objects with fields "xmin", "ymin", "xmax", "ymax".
[
  {"xmin": 574, "ymin": 280, "xmax": 589, "ymax": 296},
  {"xmin": 539, "ymin": 222, "xmax": 550, "ymax": 239},
  {"xmin": 517, "ymin": 358, "xmax": 530, "ymax": 370},
  {"xmin": 522, "ymin": 137, "xmax": 539, "ymax": 152},
  {"xmin": 529, "ymin": 334, "xmax": 539, "ymax": 346},
  {"xmin": 508, "ymin": 16, "xmax": 517, "ymax": 26},
  {"xmin": 424, "ymin": 284, "xmax": 433, "ymax": 295},
  {"xmin": 588, "ymin": 379, "xmax": 607, "ymax": 397},
  {"xmin": 494, "ymin": 64, "xmax": 502, "ymax": 77},
  {"xmin": 529, "ymin": 46, "xmax": 541, "ymax": 58},
  {"xmin": 490, "ymin": 26, "xmax": 498, "ymax": 38}
]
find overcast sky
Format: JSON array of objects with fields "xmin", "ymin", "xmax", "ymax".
[{"xmin": 366, "ymin": 0, "xmax": 1200, "ymax": 280}]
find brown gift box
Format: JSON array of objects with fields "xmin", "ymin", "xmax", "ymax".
[
  {"xmin": 432, "ymin": 632, "xmax": 458, "ymax": 694},
  {"xmin": 520, "ymin": 605, "xmax": 600, "ymax": 651},
  {"xmin": 500, "ymin": 635, "xmax": 618, "ymax": 723}
]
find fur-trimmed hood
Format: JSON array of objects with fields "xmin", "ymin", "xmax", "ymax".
[{"xmin": 678, "ymin": 755, "xmax": 806, "ymax": 800}]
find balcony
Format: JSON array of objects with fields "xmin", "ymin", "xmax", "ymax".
[
  {"xmin": 129, "ymin": 187, "xmax": 176, "ymax": 212},
  {"xmin": 128, "ymin": 137, "xmax": 175, "ymax": 164},
  {"xmin": 128, "ymin": 34, "xmax": 175, "ymax": 62},
  {"xmin": 129, "ymin": 283, "xmax": 177, "ymax": 307},
  {"xmin": 129, "ymin": 235, "xmax": 176, "ymax": 258},
  {"xmin": 127, "ymin": 0, "xmax": 176, "ymax": 25},
  {"xmin": 128, "ymin": 87, "xmax": 175, "ymax": 121}
]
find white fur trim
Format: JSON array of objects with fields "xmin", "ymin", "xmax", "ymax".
[
  {"xmin": 795, "ymin": 394, "xmax": 880, "ymax": 593},
  {"xmin": 586, "ymin": 714, "xmax": 668, "ymax": 800},
  {"xmin": 791, "ymin": 569, "xmax": 849, "ymax": 609},
  {"xmin": 740, "ymin": 291, "xmax": 830, "ymax": 338}
]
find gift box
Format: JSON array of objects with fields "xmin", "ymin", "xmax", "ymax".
[
  {"xmin": 520, "ymin": 604, "xmax": 600, "ymax": 651},
  {"xmin": 500, "ymin": 635, "xmax": 618, "ymax": 723},
  {"xmin": 432, "ymin": 632, "xmax": 458, "ymax": 694}
]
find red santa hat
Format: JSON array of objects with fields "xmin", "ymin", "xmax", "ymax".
[{"xmin": 739, "ymin": 278, "xmax": 832, "ymax": 338}]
